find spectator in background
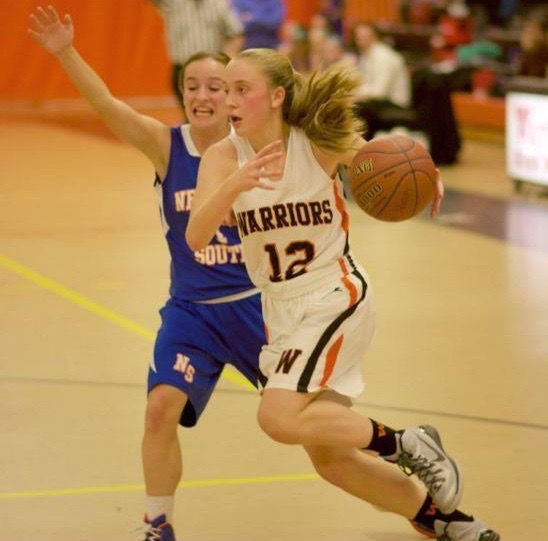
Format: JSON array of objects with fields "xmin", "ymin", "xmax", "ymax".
[
  {"xmin": 400, "ymin": 0, "xmax": 447, "ymax": 26},
  {"xmin": 352, "ymin": 22, "xmax": 412, "ymax": 139},
  {"xmin": 409, "ymin": 0, "xmax": 435, "ymax": 26},
  {"xmin": 352, "ymin": 22, "xmax": 461, "ymax": 163},
  {"xmin": 230, "ymin": 0, "xmax": 286, "ymax": 50},
  {"xmin": 278, "ymin": 19, "xmax": 309, "ymax": 71},
  {"xmin": 468, "ymin": 0, "xmax": 519, "ymax": 27},
  {"xmin": 318, "ymin": 0, "xmax": 346, "ymax": 38},
  {"xmin": 149, "ymin": 0, "xmax": 243, "ymax": 114},
  {"xmin": 430, "ymin": 1, "xmax": 474, "ymax": 68},
  {"xmin": 308, "ymin": 12, "xmax": 334, "ymax": 70},
  {"xmin": 446, "ymin": 6, "xmax": 504, "ymax": 96},
  {"xmin": 317, "ymin": 34, "xmax": 357, "ymax": 70},
  {"xmin": 515, "ymin": 13, "xmax": 548, "ymax": 77}
]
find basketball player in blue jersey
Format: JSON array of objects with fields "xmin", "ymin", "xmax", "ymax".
[
  {"xmin": 187, "ymin": 49, "xmax": 500, "ymax": 541},
  {"xmin": 28, "ymin": 7, "xmax": 262, "ymax": 541}
]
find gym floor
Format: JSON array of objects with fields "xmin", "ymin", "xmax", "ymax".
[{"xmin": 1, "ymin": 112, "xmax": 547, "ymax": 540}]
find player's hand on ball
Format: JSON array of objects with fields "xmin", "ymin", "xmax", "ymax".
[{"xmin": 430, "ymin": 168, "xmax": 444, "ymax": 219}]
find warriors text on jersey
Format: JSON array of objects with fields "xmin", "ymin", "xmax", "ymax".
[
  {"xmin": 156, "ymin": 125, "xmax": 256, "ymax": 301},
  {"xmin": 229, "ymin": 127, "xmax": 356, "ymax": 298}
]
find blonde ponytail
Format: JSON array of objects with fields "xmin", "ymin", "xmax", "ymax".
[
  {"xmin": 287, "ymin": 65, "xmax": 364, "ymax": 152},
  {"xmin": 237, "ymin": 49, "xmax": 364, "ymax": 152}
]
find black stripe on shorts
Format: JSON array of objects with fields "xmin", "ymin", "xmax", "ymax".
[{"xmin": 297, "ymin": 264, "xmax": 368, "ymax": 392}]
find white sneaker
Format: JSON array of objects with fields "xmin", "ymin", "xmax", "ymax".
[
  {"xmin": 395, "ymin": 425, "xmax": 463, "ymax": 513},
  {"xmin": 434, "ymin": 517, "xmax": 500, "ymax": 540}
]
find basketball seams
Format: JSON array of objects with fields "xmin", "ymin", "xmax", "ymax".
[
  {"xmin": 374, "ymin": 174, "xmax": 414, "ymax": 220},
  {"xmin": 393, "ymin": 136, "xmax": 437, "ymax": 194},
  {"xmin": 395, "ymin": 140, "xmax": 420, "ymax": 219},
  {"xmin": 351, "ymin": 163, "xmax": 433, "ymax": 203}
]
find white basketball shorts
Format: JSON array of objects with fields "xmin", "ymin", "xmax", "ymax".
[{"xmin": 259, "ymin": 270, "xmax": 375, "ymax": 398}]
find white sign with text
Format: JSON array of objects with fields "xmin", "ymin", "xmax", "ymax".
[{"xmin": 506, "ymin": 92, "xmax": 548, "ymax": 186}]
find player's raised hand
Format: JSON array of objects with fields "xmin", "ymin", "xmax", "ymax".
[
  {"xmin": 229, "ymin": 140, "xmax": 285, "ymax": 192},
  {"xmin": 28, "ymin": 5, "xmax": 73, "ymax": 55}
]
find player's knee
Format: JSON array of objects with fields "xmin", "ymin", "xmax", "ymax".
[
  {"xmin": 145, "ymin": 399, "xmax": 172, "ymax": 435},
  {"xmin": 145, "ymin": 389, "xmax": 184, "ymax": 436}
]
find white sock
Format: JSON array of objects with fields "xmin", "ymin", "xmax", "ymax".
[{"xmin": 145, "ymin": 495, "xmax": 175, "ymax": 523}]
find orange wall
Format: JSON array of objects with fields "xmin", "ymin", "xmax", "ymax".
[
  {"xmin": 1, "ymin": 0, "xmax": 397, "ymax": 102},
  {"xmin": 286, "ymin": 0, "xmax": 321, "ymax": 26},
  {"xmin": 345, "ymin": 0, "xmax": 399, "ymax": 27},
  {"xmin": 2, "ymin": 0, "xmax": 171, "ymax": 100}
]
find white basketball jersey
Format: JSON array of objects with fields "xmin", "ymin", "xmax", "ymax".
[{"xmin": 229, "ymin": 127, "xmax": 358, "ymax": 298}]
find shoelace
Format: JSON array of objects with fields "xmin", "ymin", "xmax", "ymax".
[
  {"xmin": 144, "ymin": 526, "xmax": 163, "ymax": 541},
  {"xmin": 129, "ymin": 523, "xmax": 163, "ymax": 541},
  {"xmin": 398, "ymin": 452, "xmax": 445, "ymax": 493}
]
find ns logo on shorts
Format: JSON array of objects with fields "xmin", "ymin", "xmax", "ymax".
[
  {"xmin": 173, "ymin": 353, "xmax": 195, "ymax": 383},
  {"xmin": 275, "ymin": 349, "xmax": 302, "ymax": 374}
]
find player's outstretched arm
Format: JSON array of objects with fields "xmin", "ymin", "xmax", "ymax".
[{"xmin": 28, "ymin": 5, "xmax": 169, "ymax": 174}]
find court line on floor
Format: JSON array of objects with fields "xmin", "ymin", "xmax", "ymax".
[
  {"xmin": 0, "ymin": 253, "xmax": 548, "ymax": 430},
  {"xmin": 2, "ymin": 252, "xmax": 547, "ymax": 501},
  {"xmin": 354, "ymin": 400, "xmax": 548, "ymax": 431},
  {"xmin": 2, "ymin": 247, "xmax": 547, "ymax": 433},
  {"xmin": 0, "ymin": 473, "xmax": 319, "ymax": 500},
  {"xmin": 0, "ymin": 253, "xmax": 253, "ymax": 390},
  {"xmin": 2, "ymin": 374, "xmax": 546, "ymax": 431}
]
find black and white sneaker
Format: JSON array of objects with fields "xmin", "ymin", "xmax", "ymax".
[
  {"xmin": 434, "ymin": 517, "xmax": 500, "ymax": 540},
  {"xmin": 387, "ymin": 425, "xmax": 463, "ymax": 513}
]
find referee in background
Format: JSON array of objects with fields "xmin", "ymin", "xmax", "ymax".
[{"xmin": 150, "ymin": 0, "xmax": 243, "ymax": 112}]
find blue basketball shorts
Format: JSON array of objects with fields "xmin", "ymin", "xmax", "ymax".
[{"xmin": 148, "ymin": 293, "xmax": 265, "ymax": 427}]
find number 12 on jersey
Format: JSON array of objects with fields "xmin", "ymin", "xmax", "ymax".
[{"xmin": 264, "ymin": 241, "xmax": 315, "ymax": 282}]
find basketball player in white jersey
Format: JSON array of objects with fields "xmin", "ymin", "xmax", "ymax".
[
  {"xmin": 187, "ymin": 48, "xmax": 499, "ymax": 541},
  {"xmin": 28, "ymin": 7, "xmax": 486, "ymax": 540}
]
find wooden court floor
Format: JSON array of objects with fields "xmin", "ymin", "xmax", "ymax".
[{"xmin": 1, "ymin": 115, "xmax": 547, "ymax": 540}]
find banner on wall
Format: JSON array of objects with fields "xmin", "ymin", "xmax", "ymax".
[{"xmin": 506, "ymin": 91, "xmax": 548, "ymax": 187}]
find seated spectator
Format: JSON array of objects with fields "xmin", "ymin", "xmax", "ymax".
[
  {"xmin": 352, "ymin": 22, "xmax": 412, "ymax": 139},
  {"xmin": 468, "ymin": 0, "xmax": 519, "ymax": 27},
  {"xmin": 430, "ymin": 1, "xmax": 474, "ymax": 69},
  {"xmin": 318, "ymin": 0, "xmax": 345, "ymax": 38},
  {"xmin": 455, "ymin": 5, "xmax": 503, "ymax": 67},
  {"xmin": 400, "ymin": 0, "xmax": 437, "ymax": 26},
  {"xmin": 308, "ymin": 13, "xmax": 333, "ymax": 71},
  {"xmin": 515, "ymin": 13, "xmax": 548, "ymax": 77},
  {"xmin": 230, "ymin": 0, "xmax": 286, "ymax": 50},
  {"xmin": 317, "ymin": 35, "xmax": 356, "ymax": 71},
  {"xmin": 447, "ymin": 9, "xmax": 504, "ymax": 96},
  {"xmin": 352, "ymin": 22, "xmax": 462, "ymax": 163},
  {"xmin": 278, "ymin": 19, "xmax": 309, "ymax": 71}
]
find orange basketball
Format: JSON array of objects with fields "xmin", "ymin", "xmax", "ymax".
[{"xmin": 349, "ymin": 135, "xmax": 437, "ymax": 222}]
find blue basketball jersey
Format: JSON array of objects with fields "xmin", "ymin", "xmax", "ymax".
[{"xmin": 155, "ymin": 126, "xmax": 255, "ymax": 301}]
